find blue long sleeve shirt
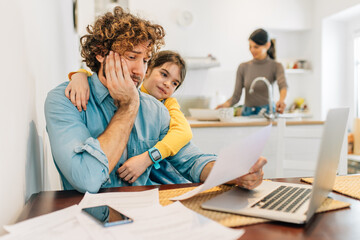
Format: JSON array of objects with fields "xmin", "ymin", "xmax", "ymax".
[{"xmin": 44, "ymin": 73, "xmax": 216, "ymax": 193}]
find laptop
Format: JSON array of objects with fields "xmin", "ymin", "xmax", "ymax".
[{"xmin": 201, "ymin": 108, "xmax": 349, "ymax": 224}]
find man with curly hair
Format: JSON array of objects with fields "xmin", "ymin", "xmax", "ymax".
[{"xmin": 45, "ymin": 7, "xmax": 266, "ymax": 193}]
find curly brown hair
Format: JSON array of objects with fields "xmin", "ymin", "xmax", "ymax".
[{"xmin": 80, "ymin": 6, "xmax": 165, "ymax": 73}]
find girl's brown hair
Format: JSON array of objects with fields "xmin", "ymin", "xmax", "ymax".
[
  {"xmin": 80, "ymin": 6, "xmax": 165, "ymax": 73},
  {"xmin": 147, "ymin": 50, "xmax": 187, "ymax": 89}
]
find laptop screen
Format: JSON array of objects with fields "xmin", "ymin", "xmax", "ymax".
[{"xmin": 306, "ymin": 108, "xmax": 349, "ymax": 221}]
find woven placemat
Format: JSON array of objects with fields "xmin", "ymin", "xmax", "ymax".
[
  {"xmin": 302, "ymin": 175, "xmax": 360, "ymax": 200},
  {"xmin": 159, "ymin": 185, "xmax": 350, "ymax": 227}
]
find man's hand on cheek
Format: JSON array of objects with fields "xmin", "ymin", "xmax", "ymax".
[
  {"xmin": 227, "ymin": 156, "xmax": 267, "ymax": 190},
  {"xmin": 105, "ymin": 51, "xmax": 139, "ymax": 108}
]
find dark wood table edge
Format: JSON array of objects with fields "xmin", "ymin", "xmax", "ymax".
[{"xmin": 17, "ymin": 176, "xmax": 359, "ymax": 231}]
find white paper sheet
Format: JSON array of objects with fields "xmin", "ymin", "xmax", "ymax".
[
  {"xmin": 1, "ymin": 213, "xmax": 140, "ymax": 240},
  {"xmin": 172, "ymin": 124, "xmax": 272, "ymax": 200},
  {"xmin": 78, "ymin": 188, "xmax": 160, "ymax": 217},
  {"xmin": 103, "ymin": 202, "xmax": 244, "ymax": 240},
  {"xmin": 1, "ymin": 217, "xmax": 101, "ymax": 240},
  {"xmin": 2, "ymin": 192, "xmax": 243, "ymax": 240},
  {"xmin": 4, "ymin": 189, "xmax": 159, "ymax": 234},
  {"xmin": 2, "ymin": 189, "xmax": 160, "ymax": 239},
  {"xmin": 3, "ymin": 205, "xmax": 81, "ymax": 234}
]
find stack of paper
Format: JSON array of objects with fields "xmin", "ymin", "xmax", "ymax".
[
  {"xmin": 172, "ymin": 124, "xmax": 272, "ymax": 200},
  {"xmin": 2, "ymin": 189, "xmax": 243, "ymax": 240}
]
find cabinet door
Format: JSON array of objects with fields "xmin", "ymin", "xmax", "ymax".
[
  {"xmin": 191, "ymin": 126, "xmax": 278, "ymax": 178},
  {"xmin": 191, "ymin": 122, "xmax": 346, "ymax": 178}
]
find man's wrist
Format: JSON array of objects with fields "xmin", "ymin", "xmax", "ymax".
[
  {"xmin": 200, "ymin": 161, "xmax": 215, "ymax": 182},
  {"xmin": 114, "ymin": 97, "xmax": 139, "ymax": 108},
  {"xmin": 114, "ymin": 100, "xmax": 139, "ymax": 117}
]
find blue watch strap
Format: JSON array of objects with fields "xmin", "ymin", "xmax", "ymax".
[{"xmin": 148, "ymin": 147, "xmax": 162, "ymax": 169}]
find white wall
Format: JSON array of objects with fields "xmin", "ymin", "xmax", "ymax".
[
  {"xmin": 128, "ymin": 0, "xmax": 315, "ymax": 111},
  {"xmin": 322, "ymin": 20, "xmax": 347, "ymax": 114},
  {"xmin": 313, "ymin": 0, "xmax": 360, "ymax": 120},
  {"xmin": 0, "ymin": 0, "xmax": 79, "ymax": 235},
  {"xmin": 129, "ymin": 0, "xmax": 360, "ymax": 120},
  {"xmin": 346, "ymin": 15, "xmax": 360, "ymax": 123}
]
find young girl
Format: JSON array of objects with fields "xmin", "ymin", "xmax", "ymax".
[{"xmin": 65, "ymin": 50, "xmax": 192, "ymax": 183}]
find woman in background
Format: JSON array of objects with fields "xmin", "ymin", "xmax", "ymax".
[{"xmin": 216, "ymin": 28, "xmax": 288, "ymax": 116}]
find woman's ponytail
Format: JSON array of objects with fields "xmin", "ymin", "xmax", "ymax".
[
  {"xmin": 267, "ymin": 39, "xmax": 276, "ymax": 60},
  {"xmin": 249, "ymin": 28, "xmax": 276, "ymax": 59}
]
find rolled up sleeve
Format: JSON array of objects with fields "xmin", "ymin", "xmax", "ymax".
[
  {"xmin": 45, "ymin": 86, "xmax": 109, "ymax": 193},
  {"xmin": 167, "ymin": 143, "xmax": 217, "ymax": 183},
  {"xmin": 276, "ymin": 63, "xmax": 288, "ymax": 90}
]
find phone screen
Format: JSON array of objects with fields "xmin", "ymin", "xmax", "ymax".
[{"xmin": 82, "ymin": 205, "xmax": 133, "ymax": 227}]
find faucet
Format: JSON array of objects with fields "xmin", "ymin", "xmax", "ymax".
[{"xmin": 249, "ymin": 77, "xmax": 275, "ymax": 120}]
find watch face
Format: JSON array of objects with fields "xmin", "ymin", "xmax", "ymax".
[{"xmin": 151, "ymin": 149, "xmax": 161, "ymax": 161}]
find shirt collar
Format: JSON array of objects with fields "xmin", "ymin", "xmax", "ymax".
[
  {"xmin": 253, "ymin": 55, "xmax": 270, "ymax": 64},
  {"xmin": 90, "ymin": 73, "xmax": 110, "ymax": 103},
  {"xmin": 140, "ymin": 84, "xmax": 149, "ymax": 94}
]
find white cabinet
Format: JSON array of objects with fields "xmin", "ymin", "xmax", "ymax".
[
  {"xmin": 183, "ymin": 56, "xmax": 220, "ymax": 70},
  {"xmin": 190, "ymin": 121, "xmax": 347, "ymax": 178}
]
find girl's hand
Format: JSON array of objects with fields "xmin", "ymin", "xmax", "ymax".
[
  {"xmin": 116, "ymin": 152, "xmax": 153, "ymax": 184},
  {"xmin": 65, "ymin": 72, "xmax": 90, "ymax": 112}
]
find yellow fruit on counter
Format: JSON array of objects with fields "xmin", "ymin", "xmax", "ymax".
[{"xmin": 294, "ymin": 98, "xmax": 305, "ymax": 108}]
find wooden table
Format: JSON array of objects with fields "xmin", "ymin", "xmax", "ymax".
[{"xmin": 17, "ymin": 178, "xmax": 360, "ymax": 240}]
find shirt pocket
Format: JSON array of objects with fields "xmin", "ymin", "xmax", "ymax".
[{"xmin": 128, "ymin": 139, "xmax": 158, "ymax": 158}]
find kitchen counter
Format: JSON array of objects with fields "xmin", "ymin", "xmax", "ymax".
[
  {"xmin": 187, "ymin": 118, "xmax": 324, "ymax": 128},
  {"xmin": 187, "ymin": 118, "xmax": 346, "ymax": 179}
]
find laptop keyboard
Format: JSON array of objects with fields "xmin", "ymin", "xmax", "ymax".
[{"xmin": 252, "ymin": 186, "xmax": 311, "ymax": 213}]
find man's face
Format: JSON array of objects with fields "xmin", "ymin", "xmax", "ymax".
[{"xmin": 119, "ymin": 42, "xmax": 152, "ymax": 88}]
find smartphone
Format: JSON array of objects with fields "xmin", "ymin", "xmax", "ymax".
[{"xmin": 82, "ymin": 205, "xmax": 133, "ymax": 227}]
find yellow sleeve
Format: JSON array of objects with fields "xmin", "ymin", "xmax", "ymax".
[
  {"xmin": 68, "ymin": 69, "xmax": 92, "ymax": 81},
  {"xmin": 154, "ymin": 97, "xmax": 193, "ymax": 158}
]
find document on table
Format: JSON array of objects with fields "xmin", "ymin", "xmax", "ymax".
[
  {"xmin": 172, "ymin": 124, "xmax": 272, "ymax": 200},
  {"xmin": 0, "ymin": 205, "xmax": 102, "ymax": 240},
  {"xmin": 79, "ymin": 188, "xmax": 160, "ymax": 209},
  {"xmin": 95, "ymin": 202, "xmax": 244, "ymax": 240},
  {"xmin": 2, "ymin": 189, "xmax": 160, "ymax": 239},
  {"xmin": 3, "ymin": 205, "xmax": 81, "ymax": 235},
  {"xmin": 1, "ymin": 192, "xmax": 244, "ymax": 240},
  {"xmin": 1, "ymin": 206, "xmax": 140, "ymax": 240}
]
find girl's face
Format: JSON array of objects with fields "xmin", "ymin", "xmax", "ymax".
[
  {"xmin": 143, "ymin": 62, "xmax": 181, "ymax": 100},
  {"xmin": 249, "ymin": 40, "xmax": 270, "ymax": 60}
]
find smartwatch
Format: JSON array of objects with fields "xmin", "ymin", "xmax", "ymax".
[{"xmin": 148, "ymin": 147, "xmax": 162, "ymax": 169}]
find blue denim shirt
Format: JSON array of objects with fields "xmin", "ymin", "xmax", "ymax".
[{"xmin": 45, "ymin": 73, "xmax": 216, "ymax": 193}]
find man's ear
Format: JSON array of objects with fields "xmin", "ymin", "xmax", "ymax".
[{"xmin": 96, "ymin": 55, "xmax": 105, "ymax": 63}]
